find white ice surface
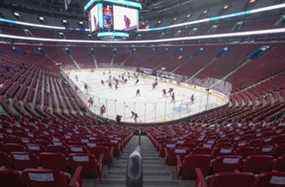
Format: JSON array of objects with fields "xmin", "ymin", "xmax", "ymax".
[{"xmin": 66, "ymin": 68, "xmax": 227, "ymax": 123}]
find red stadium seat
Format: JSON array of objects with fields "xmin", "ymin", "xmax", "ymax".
[
  {"xmin": 0, "ymin": 151, "xmax": 9, "ymax": 166},
  {"xmin": 39, "ymin": 152, "xmax": 68, "ymax": 171},
  {"xmin": 0, "ymin": 166, "xmax": 25, "ymax": 187},
  {"xmin": 177, "ymin": 154, "xmax": 211, "ymax": 179},
  {"xmin": 166, "ymin": 147, "xmax": 189, "ymax": 166},
  {"xmin": 68, "ymin": 153, "xmax": 102, "ymax": 178},
  {"xmin": 235, "ymin": 146, "xmax": 256, "ymax": 157},
  {"xmin": 256, "ymin": 171, "xmax": 285, "ymax": 187},
  {"xmin": 212, "ymin": 146, "xmax": 234, "ymax": 156},
  {"xmin": 274, "ymin": 157, "xmax": 285, "ymax": 172},
  {"xmin": 9, "ymin": 151, "xmax": 38, "ymax": 170},
  {"xmin": 212, "ymin": 155, "xmax": 242, "ymax": 173},
  {"xmin": 21, "ymin": 167, "xmax": 82, "ymax": 187},
  {"xmin": 25, "ymin": 143, "xmax": 42, "ymax": 154},
  {"xmin": 85, "ymin": 144, "xmax": 111, "ymax": 165},
  {"xmin": 165, "ymin": 147, "xmax": 177, "ymax": 166},
  {"xmin": 243, "ymin": 155, "xmax": 274, "ymax": 173},
  {"xmin": 206, "ymin": 172, "xmax": 256, "ymax": 187},
  {"xmin": 193, "ymin": 144, "xmax": 213, "ymax": 155},
  {"xmin": 2, "ymin": 143, "xmax": 25, "ymax": 153},
  {"xmin": 45, "ymin": 145, "xmax": 67, "ymax": 154},
  {"xmin": 67, "ymin": 145, "xmax": 86, "ymax": 153},
  {"xmin": 276, "ymin": 143, "xmax": 285, "ymax": 156}
]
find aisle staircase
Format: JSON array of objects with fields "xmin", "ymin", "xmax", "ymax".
[{"xmin": 84, "ymin": 135, "xmax": 194, "ymax": 187}]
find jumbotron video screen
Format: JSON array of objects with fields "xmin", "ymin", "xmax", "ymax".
[{"xmin": 89, "ymin": 3, "xmax": 139, "ymax": 32}]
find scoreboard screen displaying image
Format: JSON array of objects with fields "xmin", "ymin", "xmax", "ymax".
[
  {"xmin": 89, "ymin": 5, "xmax": 100, "ymax": 32},
  {"xmin": 85, "ymin": 0, "xmax": 142, "ymax": 38},
  {"xmin": 113, "ymin": 6, "xmax": 138, "ymax": 31},
  {"xmin": 103, "ymin": 4, "xmax": 113, "ymax": 29}
]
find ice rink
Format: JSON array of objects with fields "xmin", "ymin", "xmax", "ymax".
[{"xmin": 66, "ymin": 68, "xmax": 228, "ymax": 123}]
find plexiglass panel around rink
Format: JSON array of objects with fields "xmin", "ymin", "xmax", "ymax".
[{"xmin": 89, "ymin": 95, "xmax": 211, "ymax": 123}]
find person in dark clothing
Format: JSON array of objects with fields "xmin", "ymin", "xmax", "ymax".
[{"xmin": 136, "ymin": 89, "xmax": 140, "ymax": 96}]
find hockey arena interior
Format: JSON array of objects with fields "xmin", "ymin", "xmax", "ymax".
[{"xmin": 0, "ymin": 0, "xmax": 285, "ymax": 187}]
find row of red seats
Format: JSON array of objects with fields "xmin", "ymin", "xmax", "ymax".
[
  {"xmin": 231, "ymin": 74, "xmax": 285, "ymax": 107},
  {"xmin": 0, "ymin": 115, "xmax": 133, "ymax": 181},
  {"xmin": 146, "ymin": 120, "xmax": 285, "ymax": 180},
  {"xmin": 189, "ymin": 101, "xmax": 285, "ymax": 124},
  {"xmin": 196, "ymin": 169, "xmax": 285, "ymax": 187},
  {"xmin": 177, "ymin": 154, "xmax": 285, "ymax": 179},
  {"xmin": 0, "ymin": 44, "xmax": 88, "ymax": 115},
  {"xmin": 0, "ymin": 151, "xmax": 102, "ymax": 178},
  {"xmin": 0, "ymin": 166, "xmax": 82, "ymax": 187}
]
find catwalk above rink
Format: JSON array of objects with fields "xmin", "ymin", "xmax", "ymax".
[{"xmin": 66, "ymin": 68, "xmax": 229, "ymax": 124}]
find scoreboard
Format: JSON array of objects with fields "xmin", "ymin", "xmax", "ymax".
[{"xmin": 84, "ymin": 0, "xmax": 142, "ymax": 39}]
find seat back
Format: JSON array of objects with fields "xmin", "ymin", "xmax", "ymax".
[
  {"xmin": 181, "ymin": 154, "xmax": 211, "ymax": 179},
  {"xmin": 0, "ymin": 151, "xmax": 9, "ymax": 166},
  {"xmin": 0, "ymin": 167, "xmax": 25, "ymax": 187},
  {"xmin": 212, "ymin": 155, "xmax": 242, "ymax": 173},
  {"xmin": 256, "ymin": 171, "xmax": 285, "ymax": 187},
  {"xmin": 39, "ymin": 152, "xmax": 67, "ymax": 171},
  {"xmin": 3, "ymin": 143, "xmax": 25, "ymax": 153},
  {"xmin": 45, "ymin": 145, "xmax": 66, "ymax": 154},
  {"xmin": 21, "ymin": 168, "xmax": 69, "ymax": 187},
  {"xmin": 207, "ymin": 172, "xmax": 256, "ymax": 187},
  {"xmin": 10, "ymin": 151, "xmax": 38, "ymax": 170},
  {"xmin": 243, "ymin": 155, "xmax": 274, "ymax": 173},
  {"xmin": 274, "ymin": 157, "xmax": 285, "ymax": 172}
]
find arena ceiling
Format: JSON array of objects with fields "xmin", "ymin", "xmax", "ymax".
[{"xmin": 1, "ymin": 0, "xmax": 227, "ymax": 16}]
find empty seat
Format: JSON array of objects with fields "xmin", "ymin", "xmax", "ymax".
[
  {"xmin": 212, "ymin": 146, "xmax": 235, "ymax": 156},
  {"xmin": 206, "ymin": 172, "xmax": 256, "ymax": 187},
  {"xmin": 45, "ymin": 145, "xmax": 67, "ymax": 154},
  {"xmin": 165, "ymin": 147, "xmax": 177, "ymax": 166},
  {"xmin": 68, "ymin": 153, "xmax": 102, "ymax": 178},
  {"xmin": 274, "ymin": 157, "xmax": 285, "ymax": 172},
  {"xmin": 276, "ymin": 143, "xmax": 285, "ymax": 156},
  {"xmin": 0, "ymin": 166, "xmax": 25, "ymax": 187},
  {"xmin": 0, "ymin": 151, "xmax": 9, "ymax": 166},
  {"xmin": 212, "ymin": 155, "xmax": 242, "ymax": 173},
  {"xmin": 256, "ymin": 171, "xmax": 285, "ymax": 187},
  {"xmin": 2, "ymin": 143, "xmax": 25, "ymax": 153},
  {"xmin": 10, "ymin": 151, "xmax": 38, "ymax": 170},
  {"xmin": 39, "ymin": 152, "xmax": 68, "ymax": 171},
  {"xmin": 166, "ymin": 147, "xmax": 189, "ymax": 166},
  {"xmin": 256, "ymin": 145, "xmax": 276, "ymax": 155},
  {"xmin": 235, "ymin": 146, "xmax": 256, "ymax": 156},
  {"xmin": 193, "ymin": 144, "xmax": 213, "ymax": 155},
  {"xmin": 177, "ymin": 154, "xmax": 211, "ymax": 179},
  {"xmin": 243, "ymin": 155, "xmax": 274, "ymax": 173},
  {"xmin": 21, "ymin": 167, "xmax": 82, "ymax": 187},
  {"xmin": 67, "ymin": 145, "xmax": 86, "ymax": 153},
  {"xmin": 86, "ymin": 144, "xmax": 110, "ymax": 165},
  {"xmin": 25, "ymin": 143, "xmax": 42, "ymax": 154}
]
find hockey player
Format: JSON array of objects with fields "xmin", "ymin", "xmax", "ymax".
[
  {"xmin": 171, "ymin": 92, "xmax": 175, "ymax": 103},
  {"xmin": 136, "ymin": 89, "xmax": 141, "ymax": 96},
  {"xmin": 191, "ymin": 94, "xmax": 195, "ymax": 103},
  {"xmin": 162, "ymin": 89, "xmax": 167, "ymax": 96}
]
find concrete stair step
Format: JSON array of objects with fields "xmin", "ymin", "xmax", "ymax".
[
  {"xmin": 109, "ymin": 167, "xmax": 170, "ymax": 174},
  {"xmin": 85, "ymin": 179, "xmax": 195, "ymax": 187},
  {"xmin": 113, "ymin": 159, "xmax": 163, "ymax": 165},
  {"xmin": 107, "ymin": 169, "xmax": 171, "ymax": 176},
  {"xmin": 119, "ymin": 155, "xmax": 160, "ymax": 160},
  {"xmin": 94, "ymin": 178, "xmax": 180, "ymax": 185},
  {"xmin": 105, "ymin": 174, "xmax": 172, "ymax": 181}
]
